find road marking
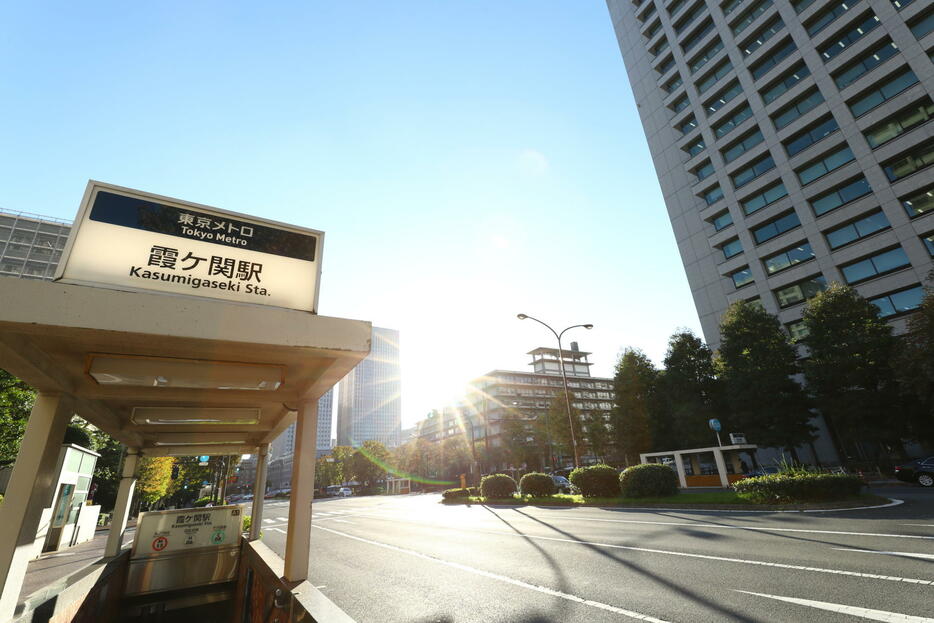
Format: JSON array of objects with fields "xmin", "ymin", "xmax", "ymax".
[
  {"xmin": 263, "ymin": 518, "xmax": 276, "ymax": 524},
  {"xmin": 332, "ymin": 519, "xmax": 354, "ymax": 524},
  {"xmin": 314, "ymin": 525, "xmax": 674, "ymax": 623},
  {"xmin": 902, "ymin": 524, "xmax": 934, "ymax": 528},
  {"xmin": 270, "ymin": 528, "xmax": 287, "ymax": 534},
  {"xmin": 833, "ymin": 548, "xmax": 934, "ymax": 561},
  {"xmin": 736, "ymin": 590, "xmax": 934, "ymax": 622}
]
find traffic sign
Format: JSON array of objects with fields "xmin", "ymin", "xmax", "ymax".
[{"xmin": 708, "ymin": 418, "xmax": 722, "ymax": 432}]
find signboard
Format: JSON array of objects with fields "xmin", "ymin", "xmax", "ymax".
[
  {"xmin": 132, "ymin": 505, "xmax": 242, "ymax": 557},
  {"xmin": 708, "ymin": 418, "xmax": 721, "ymax": 432},
  {"xmin": 56, "ymin": 181, "xmax": 323, "ymax": 312}
]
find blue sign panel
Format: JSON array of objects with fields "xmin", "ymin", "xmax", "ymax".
[{"xmin": 708, "ymin": 418, "xmax": 721, "ymax": 432}]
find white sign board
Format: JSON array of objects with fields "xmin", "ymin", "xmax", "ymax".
[
  {"xmin": 56, "ymin": 181, "xmax": 323, "ymax": 312},
  {"xmin": 132, "ymin": 505, "xmax": 243, "ymax": 557}
]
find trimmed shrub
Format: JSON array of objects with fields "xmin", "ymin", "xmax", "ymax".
[
  {"xmin": 619, "ymin": 464, "xmax": 679, "ymax": 498},
  {"xmin": 519, "ymin": 473, "xmax": 556, "ymax": 497},
  {"xmin": 467, "ymin": 487, "xmax": 479, "ymax": 496},
  {"xmin": 569, "ymin": 464, "xmax": 621, "ymax": 498},
  {"xmin": 441, "ymin": 488, "xmax": 470, "ymax": 500},
  {"xmin": 480, "ymin": 474, "xmax": 518, "ymax": 499},
  {"xmin": 733, "ymin": 473, "xmax": 863, "ymax": 503},
  {"xmin": 193, "ymin": 496, "xmax": 213, "ymax": 507}
]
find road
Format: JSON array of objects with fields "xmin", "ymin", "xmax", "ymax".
[{"xmin": 254, "ymin": 487, "xmax": 934, "ymax": 623}]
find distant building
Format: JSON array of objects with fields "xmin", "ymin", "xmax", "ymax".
[
  {"xmin": 265, "ymin": 388, "xmax": 335, "ymax": 490},
  {"xmin": 0, "ymin": 210, "xmax": 71, "ymax": 280},
  {"xmin": 337, "ymin": 326, "xmax": 401, "ymax": 448}
]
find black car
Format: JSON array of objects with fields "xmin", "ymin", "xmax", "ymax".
[{"xmin": 895, "ymin": 456, "xmax": 934, "ymax": 487}]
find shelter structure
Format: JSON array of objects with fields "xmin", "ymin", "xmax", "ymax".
[{"xmin": 640, "ymin": 444, "xmax": 758, "ymax": 488}]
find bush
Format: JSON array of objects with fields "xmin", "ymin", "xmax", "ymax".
[
  {"xmin": 569, "ymin": 464, "xmax": 621, "ymax": 497},
  {"xmin": 442, "ymin": 488, "xmax": 470, "ymax": 500},
  {"xmin": 519, "ymin": 473, "xmax": 556, "ymax": 497},
  {"xmin": 619, "ymin": 464, "xmax": 679, "ymax": 498},
  {"xmin": 733, "ymin": 473, "xmax": 864, "ymax": 503},
  {"xmin": 193, "ymin": 496, "xmax": 213, "ymax": 507},
  {"xmin": 467, "ymin": 487, "xmax": 478, "ymax": 496},
  {"xmin": 480, "ymin": 474, "xmax": 517, "ymax": 499}
]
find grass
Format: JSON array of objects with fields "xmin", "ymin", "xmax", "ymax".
[{"xmin": 442, "ymin": 490, "xmax": 888, "ymax": 509}]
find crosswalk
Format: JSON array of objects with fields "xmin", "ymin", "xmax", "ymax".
[{"xmin": 257, "ymin": 508, "xmax": 368, "ymax": 531}]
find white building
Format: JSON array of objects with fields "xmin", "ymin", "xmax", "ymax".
[{"xmin": 337, "ymin": 326, "xmax": 401, "ymax": 448}]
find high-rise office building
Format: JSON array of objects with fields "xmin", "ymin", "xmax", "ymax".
[
  {"xmin": 337, "ymin": 326, "xmax": 401, "ymax": 448},
  {"xmin": 265, "ymin": 388, "xmax": 335, "ymax": 490},
  {"xmin": 606, "ymin": 0, "xmax": 934, "ymax": 349},
  {"xmin": 0, "ymin": 210, "xmax": 70, "ymax": 280}
]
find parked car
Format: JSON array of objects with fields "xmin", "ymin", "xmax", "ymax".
[
  {"xmin": 337, "ymin": 487, "xmax": 353, "ymax": 497},
  {"xmin": 895, "ymin": 457, "xmax": 934, "ymax": 487},
  {"xmin": 551, "ymin": 475, "xmax": 574, "ymax": 494}
]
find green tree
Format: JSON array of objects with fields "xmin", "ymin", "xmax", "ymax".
[
  {"xmin": 136, "ymin": 456, "xmax": 175, "ymax": 508},
  {"xmin": 349, "ymin": 440, "xmax": 391, "ymax": 491},
  {"xmin": 716, "ymin": 301, "xmax": 814, "ymax": 459},
  {"xmin": 894, "ymin": 282, "xmax": 934, "ymax": 446},
  {"xmin": 330, "ymin": 446, "xmax": 355, "ymax": 484},
  {"xmin": 0, "ymin": 369, "xmax": 35, "ymax": 464},
  {"xmin": 440, "ymin": 436, "xmax": 472, "ymax": 480},
  {"xmin": 500, "ymin": 411, "xmax": 543, "ymax": 471},
  {"xmin": 657, "ymin": 330, "xmax": 721, "ymax": 450},
  {"xmin": 802, "ymin": 283, "xmax": 899, "ymax": 465},
  {"xmin": 87, "ymin": 427, "xmax": 124, "ymax": 512},
  {"xmin": 611, "ymin": 348, "xmax": 657, "ymax": 466},
  {"xmin": 542, "ymin": 390, "xmax": 583, "ymax": 466},
  {"xmin": 583, "ymin": 412, "xmax": 611, "ymax": 463}
]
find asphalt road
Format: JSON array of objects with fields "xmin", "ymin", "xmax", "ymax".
[{"xmin": 254, "ymin": 487, "xmax": 934, "ymax": 623}]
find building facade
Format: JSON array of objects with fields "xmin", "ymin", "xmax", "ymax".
[
  {"xmin": 606, "ymin": 0, "xmax": 934, "ymax": 349},
  {"xmin": 264, "ymin": 388, "xmax": 335, "ymax": 490},
  {"xmin": 0, "ymin": 210, "xmax": 71, "ymax": 280},
  {"xmin": 337, "ymin": 326, "xmax": 402, "ymax": 448}
]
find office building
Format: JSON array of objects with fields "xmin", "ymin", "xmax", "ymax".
[
  {"xmin": 265, "ymin": 388, "xmax": 334, "ymax": 490},
  {"xmin": 337, "ymin": 326, "xmax": 402, "ymax": 448},
  {"xmin": 606, "ymin": 0, "xmax": 934, "ymax": 349},
  {"xmin": 0, "ymin": 210, "xmax": 70, "ymax": 280}
]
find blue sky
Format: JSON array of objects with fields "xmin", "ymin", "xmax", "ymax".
[{"xmin": 0, "ymin": 2, "xmax": 702, "ymax": 426}]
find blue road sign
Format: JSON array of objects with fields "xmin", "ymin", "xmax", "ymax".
[{"xmin": 708, "ymin": 418, "xmax": 721, "ymax": 432}]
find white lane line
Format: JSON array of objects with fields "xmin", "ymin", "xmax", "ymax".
[
  {"xmin": 331, "ymin": 519, "xmax": 354, "ymax": 524},
  {"xmin": 262, "ymin": 518, "xmax": 276, "ymax": 524},
  {"xmin": 270, "ymin": 527, "xmax": 287, "ymax": 534},
  {"xmin": 585, "ymin": 497, "xmax": 905, "ymax": 514},
  {"xmin": 314, "ymin": 525, "xmax": 674, "ymax": 623},
  {"xmin": 902, "ymin": 524, "xmax": 934, "ymax": 528},
  {"xmin": 736, "ymin": 590, "xmax": 934, "ymax": 622},
  {"xmin": 833, "ymin": 548, "xmax": 934, "ymax": 561}
]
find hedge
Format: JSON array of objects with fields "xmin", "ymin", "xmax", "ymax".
[
  {"xmin": 620, "ymin": 464, "xmax": 679, "ymax": 498},
  {"xmin": 733, "ymin": 472, "xmax": 863, "ymax": 503},
  {"xmin": 193, "ymin": 496, "xmax": 213, "ymax": 507},
  {"xmin": 442, "ymin": 488, "xmax": 470, "ymax": 500},
  {"xmin": 569, "ymin": 464, "xmax": 620, "ymax": 497},
  {"xmin": 480, "ymin": 474, "xmax": 517, "ymax": 498},
  {"xmin": 519, "ymin": 473, "xmax": 556, "ymax": 497}
]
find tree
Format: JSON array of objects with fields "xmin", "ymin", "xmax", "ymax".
[
  {"xmin": 0, "ymin": 369, "xmax": 35, "ymax": 464},
  {"xmin": 894, "ymin": 281, "xmax": 934, "ymax": 446},
  {"xmin": 583, "ymin": 411, "xmax": 611, "ymax": 463},
  {"xmin": 802, "ymin": 283, "xmax": 899, "ymax": 465},
  {"xmin": 542, "ymin": 391, "xmax": 583, "ymax": 466},
  {"xmin": 611, "ymin": 348, "xmax": 657, "ymax": 466},
  {"xmin": 87, "ymin": 427, "xmax": 124, "ymax": 512},
  {"xmin": 136, "ymin": 456, "xmax": 175, "ymax": 508},
  {"xmin": 657, "ymin": 330, "xmax": 721, "ymax": 450},
  {"xmin": 330, "ymin": 446, "xmax": 356, "ymax": 484},
  {"xmin": 440, "ymin": 436, "xmax": 472, "ymax": 480},
  {"xmin": 500, "ymin": 411, "xmax": 543, "ymax": 471},
  {"xmin": 716, "ymin": 301, "xmax": 814, "ymax": 459},
  {"xmin": 348, "ymin": 440, "xmax": 391, "ymax": 491}
]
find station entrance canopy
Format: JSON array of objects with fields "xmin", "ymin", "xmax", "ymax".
[{"xmin": 0, "ymin": 181, "xmax": 371, "ymax": 621}]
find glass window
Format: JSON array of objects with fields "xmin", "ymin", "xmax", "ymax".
[
  {"xmin": 732, "ymin": 0, "xmax": 773, "ymax": 36},
  {"xmin": 705, "ymin": 81, "xmax": 743, "ymax": 115},
  {"xmin": 688, "ymin": 39, "xmax": 724, "ymax": 75},
  {"xmin": 810, "ymin": 176, "xmax": 871, "ymax": 216},
  {"xmin": 848, "ymin": 69, "xmax": 918, "ymax": 117},
  {"xmin": 901, "ymin": 185, "xmax": 934, "ymax": 218},
  {"xmin": 870, "ymin": 285, "xmax": 923, "ymax": 317},
  {"xmin": 761, "ymin": 62, "xmax": 811, "ymax": 105},
  {"xmin": 703, "ymin": 184, "xmax": 725, "ymax": 205},
  {"xmin": 678, "ymin": 115, "xmax": 698, "ymax": 134},
  {"xmin": 697, "ymin": 59, "xmax": 733, "ymax": 93},
  {"xmin": 645, "ymin": 20, "xmax": 663, "ymax": 39},
  {"xmin": 784, "ymin": 116, "xmax": 839, "ymax": 157},
  {"xmin": 731, "ymin": 266, "xmax": 755, "ymax": 287},
  {"xmin": 695, "ymin": 160, "xmax": 715, "ymax": 181},
  {"xmin": 772, "ymin": 88, "xmax": 825, "ymax": 130},
  {"xmin": 749, "ymin": 38, "xmax": 796, "ymax": 81},
  {"xmin": 775, "ymin": 276, "xmax": 827, "ymax": 308},
  {"xmin": 792, "ymin": 0, "xmax": 816, "ymax": 13},
  {"xmin": 820, "ymin": 13, "xmax": 880, "ymax": 62},
  {"xmin": 796, "ymin": 144, "xmax": 854, "ymax": 185},
  {"xmin": 671, "ymin": 94, "xmax": 691, "ymax": 113},
  {"xmin": 722, "ymin": 238, "xmax": 743, "ymax": 259},
  {"xmin": 722, "ymin": 0, "xmax": 746, "ymax": 16},
  {"xmin": 825, "ymin": 211, "xmax": 889, "ymax": 248},
  {"xmin": 841, "ymin": 247, "xmax": 910, "ymax": 284},
  {"xmin": 713, "ymin": 104, "xmax": 753, "ymax": 138},
  {"xmin": 909, "ymin": 10, "xmax": 934, "ymax": 39},
  {"xmin": 682, "ymin": 19, "xmax": 715, "ymax": 53},
  {"xmin": 741, "ymin": 180, "xmax": 788, "ymax": 215},
  {"xmin": 807, "ymin": 0, "xmax": 857, "ymax": 36},
  {"xmin": 787, "ymin": 320, "xmax": 809, "ymax": 340},
  {"xmin": 685, "ymin": 136, "xmax": 706, "ymax": 156},
  {"xmin": 712, "ymin": 211, "xmax": 734, "ymax": 230},
  {"xmin": 882, "ymin": 141, "xmax": 934, "ymax": 182},
  {"xmin": 753, "ymin": 210, "xmax": 801, "ymax": 243},
  {"xmin": 731, "ymin": 153, "xmax": 776, "ymax": 189},
  {"xmin": 662, "ymin": 74, "xmax": 684, "ymax": 94},
  {"xmin": 890, "ymin": 0, "xmax": 914, "ymax": 9},
  {"xmin": 922, "ymin": 234, "xmax": 934, "ymax": 257},
  {"xmin": 834, "ymin": 41, "xmax": 900, "ymax": 90},
  {"xmin": 651, "ymin": 38, "xmax": 671, "ymax": 57},
  {"xmin": 741, "ymin": 16, "xmax": 784, "ymax": 56},
  {"xmin": 657, "ymin": 55, "xmax": 676, "ymax": 75},
  {"xmin": 722, "ymin": 128, "xmax": 764, "ymax": 163},
  {"xmin": 674, "ymin": 3, "xmax": 706, "ymax": 33},
  {"xmin": 764, "ymin": 242, "xmax": 815, "ymax": 274},
  {"xmin": 863, "ymin": 99, "xmax": 934, "ymax": 148},
  {"xmin": 638, "ymin": 0, "xmax": 658, "ymax": 21}
]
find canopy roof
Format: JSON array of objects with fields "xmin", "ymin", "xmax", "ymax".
[{"xmin": 0, "ymin": 277, "xmax": 371, "ymax": 456}]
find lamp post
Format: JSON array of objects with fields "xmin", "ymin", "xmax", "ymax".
[{"xmin": 517, "ymin": 314, "xmax": 593, "ymax": 469}]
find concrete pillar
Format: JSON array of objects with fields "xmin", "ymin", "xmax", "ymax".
[
  {"xmin": 713, "ymin": 449, "xmax": 730, "ymax": 487},
  {"xmin": 673, "ymin": 453, "xmax": 687, "ymax": 489},
  {"xmin": 105, "ymin": 448, "xmax": 139, "ymax": 557},
  {"xmin": 0, "ymin": 393, "xmax": 74, "ymax": 620},
  {"xmin": 284, "ymin": 400, "xmax": 317, "ymax": 581},
  {"xmin": 250, "ymin": 445, "xmax": 269, "ymax": 541}
]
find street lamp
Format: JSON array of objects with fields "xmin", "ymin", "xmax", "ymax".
[{"xmin": 516, "ymin": 313, "xmax": 593, "ymax": 468}]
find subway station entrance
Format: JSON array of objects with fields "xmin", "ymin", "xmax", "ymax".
[{"xmin": 0, "ymin": 182, "xmax": 370, "ymax": 622}]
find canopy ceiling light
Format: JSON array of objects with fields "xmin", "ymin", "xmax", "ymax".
[
  {"xmin": 130, "ymin": 407, "xmax": 261, "ymax": 426},
  {"xmin": 87, "ymin": 354, "xmax": 284, "ymax": 391},
  {"xmin": 152, "ymin": 440, "xmax": 248, "ymax": 446}
]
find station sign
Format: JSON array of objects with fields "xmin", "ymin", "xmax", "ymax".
[
  {"xmin": 56, "ymin": 181, "xmax": 323, "ymax": 312},
  {"xmin": 132, "ymin": 505, "xmax": 242, "ymax": 557}
]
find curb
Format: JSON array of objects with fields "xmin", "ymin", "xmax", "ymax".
[{"xmin": 588, "ymin": 497, "xmax": 906, "ymax": 514}]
